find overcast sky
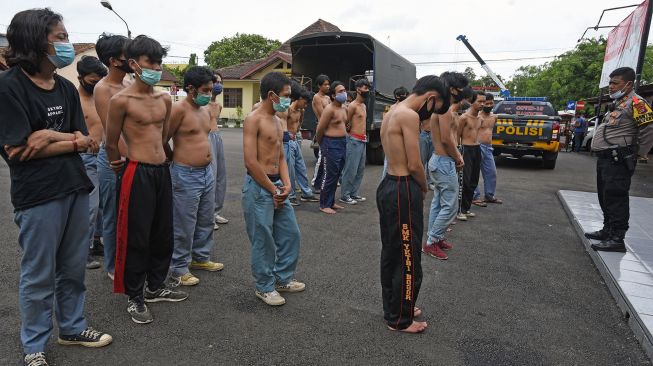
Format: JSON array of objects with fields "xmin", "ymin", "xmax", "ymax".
[{"xmin": 2, "ymin": 0, "xmax": 649, "ymax": 80}]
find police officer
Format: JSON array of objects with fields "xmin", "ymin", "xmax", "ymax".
[{"xmin": 585, "ymin": 67, "xmax": 653, "ymax": 252}]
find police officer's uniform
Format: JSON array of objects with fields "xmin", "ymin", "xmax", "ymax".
[{"xmin": 586, "ymin": 90, "xmax": 653, "ymax": 252}]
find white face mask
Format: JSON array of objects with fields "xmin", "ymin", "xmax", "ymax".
[{"xmin": 609, "ymin": 82, "xmax": 632, "ymax": 100}]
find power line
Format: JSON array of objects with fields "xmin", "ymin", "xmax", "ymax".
[
  {"xmin": 413, "ymin": 55, "xmax": 559, "ymax": 65},
  {"xmin": 403, "ymin": 47, "xmax": 570, "ymax": 56}
]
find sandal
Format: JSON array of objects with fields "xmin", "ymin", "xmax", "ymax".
[
  {"xmin": 485, "ymin": 197, "xmax": 503, "ymax": 204},
  {"xmin": 472, "ymin": 200, "xmax": 487, "ymax": 207}
]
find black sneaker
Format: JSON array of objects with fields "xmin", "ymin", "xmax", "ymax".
[
  {"xmin": 144, "ymin": 286, "xmax": 188, "ymax": 303},
  {"xmin": 300, "ymin": 195, "xmax": 319, "ymax": 202},
  {"xmin": 339, "ymin": 197, "xmax": 357, "ymax": 205},
  {"xmin": 86, "ymin": 255, "xmax": 101, "ymax": 270},
  {"xmin": 57, "ymin": 327, "xmax": 113, "ymax": 347},
  {"xmin": 90, "ymin": 238, "xmax": 104, "ymax": 257},
  {"xmin": 24, "ymin": 352, "xmax": 48, "ymax": 366},
  {"xmin": 289, "ymin": 198, "xmax": 301, "ymax": 206},
  {"xmin": 127, "ymin": 299, "xmax": 153, "ymax": 324},
  {"xmin": 351, "ymin": 195, "xmax": 367, "ymax": 202}
]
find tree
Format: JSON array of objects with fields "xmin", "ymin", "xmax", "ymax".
[
  {"xmin": 162, "ymin": 53, "xmax": 199, "ymax": 87},
  {"xmin": 505, "ymin": 38, "xmax": 653, "ymax": 112},
  {"xmin": 204, "ymin": 33, "xmax": 281, "ymax": 69}
]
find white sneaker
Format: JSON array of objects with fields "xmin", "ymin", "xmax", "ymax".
[
  {"xmin": 214, "ymin": 214, "xmax": 229, "ymax": 224},
  {"xmin": 456, "ymin": 213, "xmax": 468, "ymax": 221},
  {"xmin": 275, "ymin": 280, "xmax": 306, "ymax": 293},
  {"xmin": 255, "ymin": 290, "xmax": 286, "ymax": 306},
  {"xmin": 351, "ymin": 195, "xmax": 366, "ymax": 202},
  {"xmin": 463, "ymin": 211, "xmax": 476, "ymax": 217},
  {"xmin": 213, "ymin": 222, "xmax": 220, "ymax": 230}
]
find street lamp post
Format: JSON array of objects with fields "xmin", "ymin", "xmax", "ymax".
[{"xmin": 100, "ymin": 1, "xmax": 132, "ymax": 39}]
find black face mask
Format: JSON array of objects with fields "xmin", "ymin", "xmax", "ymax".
[
  {"xmin": 360, "ymin": 90, "xmax": 370, "ymax": 99},
  {"xmin": 80, "ymin": 80, "xmax": 97, "ymax": 95},
  {"xmin": 482, "ymin": 106, "xmax": 493, "ymax": 113},
  {"xmin": 417, "ymin": 97, "xmax": 436, "ymax": 121},
  {"xmin": 460, "ymin": 101, "xmax": 471, "ymax": 110},
  {"xmin": 117, "ymin": 59, "xmax": 133, "ymax": 73},
  {"xmin": 452, "ymin": 90, "xmax": 464, "ymax": 103}
]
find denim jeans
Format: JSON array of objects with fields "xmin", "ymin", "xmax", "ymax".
[
  {"xmin": 241, "ymin": 175, "xmax": 300, "ymax": 292},
  {"xmin": 170, "ymin": 163, "xmax": 216, "ymax": 277},
  {"xmin": 81, "ymin": 153, "xmax": 100, "ymax": 248},
  {"xmin": 97, "ymin": 145, "xmax": 117, "ymax": 273},
  {"xmin": 209, "ymin": 131, "xmax": 227, "ymax": 215},
  {"xmin": 15, "ymin": 192, "xmax": 89, "ymax": 354},
  {"xmin": 319, "ymin": 136, "xmax": 347, "ymax": 209},
  {"xmin": 341, "ymin": 136, "xmax": 366, "ymax": 200},
  {"xmin": 419, "ymin": 131, "xmax": 434, "ymax": 184},
  {"xmin": 426, "ymin": 154, "xmax": 459, "ymax": 244},
  {"xmin": 473, "ymin": 143, "xmax": 497, "ymax": 201},
  {"xmin": 284, "ymin": 140, "xmax": 313, "ymax": 199}
]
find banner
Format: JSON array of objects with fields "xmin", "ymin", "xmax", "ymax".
[{"xmin": 599, "ymin": 0, "xmax": 649, "ymax": 88}]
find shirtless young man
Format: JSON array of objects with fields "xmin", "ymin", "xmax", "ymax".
[
  {"xmin": 94, "ymin": 33, "xmax": 131, "ymax": 280},
  {"xmin": 423, "ymin": 72, "xmax": 469, "ymax": 260},
  {"xmin": 76, "ymin": 56, "xmax": 107, "ymax": 270},
  {"xmin": 315, "ymin": 81, "xmax": 348, "ymax": 214},
  {"xmin": 378, "ymin": 75, "xmax": 450, "ymax": 334},
  {"xmin": 311, "ymin": 74, "xmax": 331, "ymax": 191},
  {"xmin": 340, "ymin": 78, "xmax": 370, "ymax": 204},
  {"xmin": 473, "ymin": 93, "xmax": 502, "ymax": 204},
  {"xmin": 380, "ymin": 87, "xmax": 410, "ymax": 179},
  {"xmin": 206, "ymin": 71, "xmax": 229, "ymax": 229},
  {"xmin": 242, "ymin": 72, "xmax": 304, "ymax": 307},
  {"xmin": 284, "ymin": 83, "xmax": 319, "ymax": 206},
  {"xmin": 167, "ymin": 66, "xmax": 224, "ymax": 288},
  {"xmin": 458, "ymin": 91, "xmax": 484, "ymax": 217},
  {"xmin": 106, "ymin": 35, "xmax": 187, "ymax": 325}
]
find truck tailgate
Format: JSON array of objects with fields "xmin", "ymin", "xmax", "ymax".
[{"xmin": 494, "ymin": 117, "xmax": 552, "ymax": 142}]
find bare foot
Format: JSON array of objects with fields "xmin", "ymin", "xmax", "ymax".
[
  {"xmin": 414, "ymin": 307, "xmax": 422, "ymax": 317},
  {"xmin": 387, "ymin": 320, "xmax": 428, "ymax": 333},
  {"xmin": 332, "ymin": 204, "xmax": 344, "ymax": 210},
  {"xmin": 320, "ymin": 207, "xmax": 337, "ymax": 214}
]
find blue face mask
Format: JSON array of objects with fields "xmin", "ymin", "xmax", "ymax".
[
  {"xmin": 213, "ymin": 83, "xmax": 223, "ymax": 95},
  {"xmin": 131, "ymin": 60, "xmax": 162, "ymax": 86},
  {"xmin": 272, "ymin": 93, "xmax": 291, "ymax": 113},
  {"xmin": 335, "ymin": 91, "xmax": 347, "ymax": 104},
  {"xmin": 47, "ymin": 42, "xmax": 75, "ymax": 68}
]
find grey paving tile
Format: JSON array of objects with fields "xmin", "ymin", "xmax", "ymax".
[
  {"xmin": 629, "ymin": 295, "xmax": 653, "ymax": 316},
  {"xmin": 614, "ymin": 270, "xmax": 653, "ymax": 286},
  {"xmin": 600, "ymin": 254, "xmax": 650, "ymax": 273},
  {"xmin": 640, "ymin": 314, "xmax": 653, "ymax": 336},
  {"xmin": 619, "ymin": 281, "xmax": 653, "ymax": 299}
]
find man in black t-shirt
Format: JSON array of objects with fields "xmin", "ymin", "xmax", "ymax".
[{"xmin": 0, "ymin": 9, "xmax": 112, "ymax": 366}]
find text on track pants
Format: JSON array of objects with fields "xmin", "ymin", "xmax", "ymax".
[{"xmin": 376, "ymin": 174, "xmax": 423, "ymax": 330}]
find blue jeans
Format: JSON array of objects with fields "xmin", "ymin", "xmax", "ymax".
[
  {"xmin": 426, "ymin": 155, "xmax": 459, "ymax": 244},
  {"xmin": 97, "ymin": 145, "xmax": 116, "ymax": 273},
  {"xmin": 241, "ymin": 175, "xmax": 300, "ymax": 292},
  {"xmin": 15, "ymin": 192, "xmax": 89, "ymax": 354},
  {"xmin": 170, "ymin": 163, "xmax": 216, "ymax": 277},
  {"xmin": 81, "ymin": 153, "xmax": 100, "ymax": 248},
  {"xmin": 284, "ymin": 140, "xmax": 313, "ymax": 199},
  {"xmin": 341, "ymin": 136, "xmax": 366, "ymax": 200},
  {"xmin": 419, "ymin": 131, "xmax": 434, "ymax": 184},
  {"xmin": 473, "ymin": 143, "xmax": 497, "ymax": 201},
  {"xmin": 209, "ymin": 131, "xmax": 227, "ymax": 215}
]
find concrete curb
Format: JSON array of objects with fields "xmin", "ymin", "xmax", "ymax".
[{"xmin": 557, "ymin": 190, "xmax": 653, "ymax": 361}]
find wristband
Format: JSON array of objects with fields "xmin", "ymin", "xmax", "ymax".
[{"xmin": 72, "ymin": 140, "xmax": 78, "ymax": 153}]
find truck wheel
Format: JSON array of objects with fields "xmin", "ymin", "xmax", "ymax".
[
  {"xmin": 367, "ymin": 145, "xmax": 385, "ymax": 165},
  {"xmin": 542, "ymin": 152, "xmax": 557, "ymax": 169}
]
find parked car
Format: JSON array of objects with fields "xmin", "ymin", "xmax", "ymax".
[{"xmin": 581, "ymin": 117, "xmax": 597, "ymax": 151}]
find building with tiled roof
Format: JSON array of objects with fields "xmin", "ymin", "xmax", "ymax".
[{"xmin": 215, "ymin": 19, "xmax": 340, "ymax": 119}]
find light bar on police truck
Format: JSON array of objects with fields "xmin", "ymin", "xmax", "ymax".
[{"xmin": 504, "ymin": 97, "xmax": 548, "ymax": 102}]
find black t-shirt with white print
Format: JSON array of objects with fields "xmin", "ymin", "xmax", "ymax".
[{"xmin": 0, "ymin": 66, "xmax": 93, "ymax": 211}]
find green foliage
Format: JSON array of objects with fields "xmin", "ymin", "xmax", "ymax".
[
  {"xmin": 204, "ymin": 33, "xmax": 281, "ymax": 69},
  {"xmin": 505, "ymin": 38, "xmax": 653, "ymax": 112},
  {"xmin": 162, "ymin": 53, "xmax": 198, "ymax": 86}
]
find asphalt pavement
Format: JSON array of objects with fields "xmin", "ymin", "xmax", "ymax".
[{"xmin": 0, "ymin": 129, "xmax": 651, "ymax": 365}]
